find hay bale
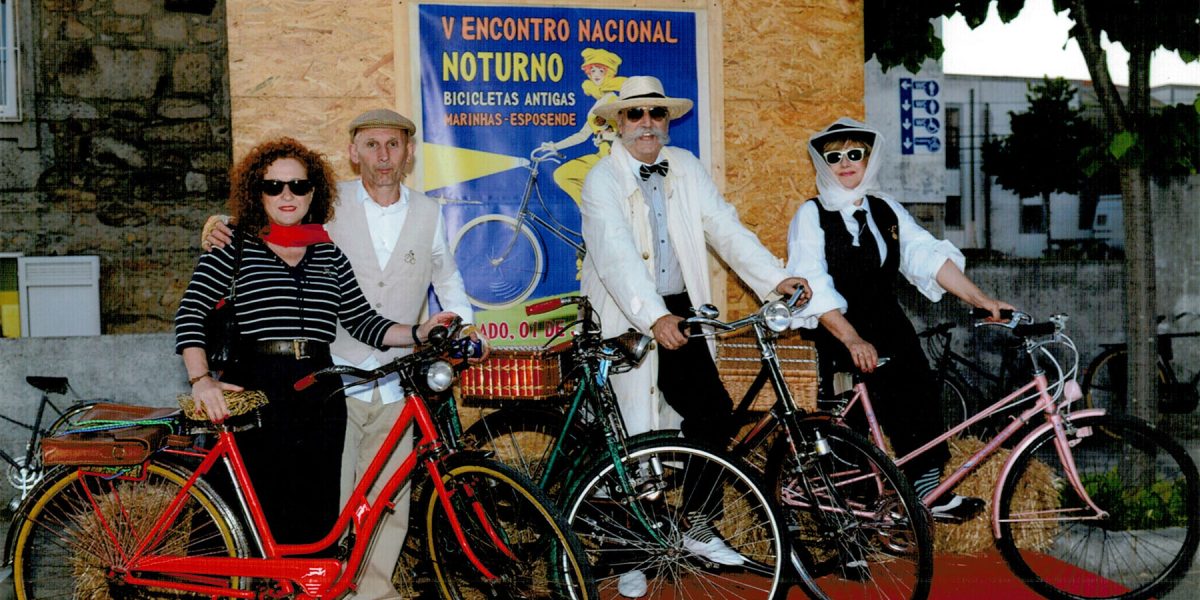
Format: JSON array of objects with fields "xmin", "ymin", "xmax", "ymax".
[{"xmin": 934, "ymin": 437, "xmax": 1059, "ymax": 554}]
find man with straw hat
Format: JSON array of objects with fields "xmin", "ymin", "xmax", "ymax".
[
  {"xmin": 581, "ymin": 75, "xmax": 809, "ymax": 597},
  {"xmin": 202, "ymin": 108, "xmax": 473, "ymax": 600}
]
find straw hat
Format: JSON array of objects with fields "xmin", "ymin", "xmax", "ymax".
[
  {"xmin": 592, "ymin": 76, "xmax": 694, "ymax": 123},
  {"xmin": 581, "ymin": 48, "xmax": 622, "ymax": 73}
]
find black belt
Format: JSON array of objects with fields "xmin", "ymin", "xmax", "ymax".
[{"xmin": 248, "ymin": 339, "xmax": 328, "ymax": 360}]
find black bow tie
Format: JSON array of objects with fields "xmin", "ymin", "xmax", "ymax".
[{"xmin": 639, "ymin": 160, "xmax": 669, "ymax": 180}]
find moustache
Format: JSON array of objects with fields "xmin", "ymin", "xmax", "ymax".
[{"xmin": 621, "ymin": 126, "xmax": 670, "ymax": 146}]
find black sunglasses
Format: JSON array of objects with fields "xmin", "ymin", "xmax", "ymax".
[
  {"xmin": 259, "ymin": 179, "xmax": 314, "ymax": 196},
  {"xmin": 624, "ymin": 106, "xmax": 669, "ymax": 122},
  {"xmin": 822, "ymin": 148, "xmax": 866, "ymax": 165}
]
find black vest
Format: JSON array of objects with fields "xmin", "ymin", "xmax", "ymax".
[{"xmin": 810, "ymin": 196, "xmax": 913, "ymax": 363}]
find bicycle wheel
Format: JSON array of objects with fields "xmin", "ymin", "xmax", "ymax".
[
  {"xmin": 422, "ymin": 454, "xmax": 596, "ymax": 600},
  {"xmin": 765, "ymin": 421, "xmax": 932, "ymax": 600},
  {"xmin": 461, "ymin": 406, "xmax": 593, "ymax": 501},
  {"xmin": 45, "ymin": 401, "xmax": 99, "ymax": 435},
  {"xmin": 996, "ymin": 414, "xmax": 1200, "ymax": 600},
  {"xmin": 451, "ymin": 214, "xmax": 544, "ymax": 310},
  {"xmin": 1082, "ymin": 350, "xmax": 1170, "ymax": 415},
  {"xmin": 938, "ymin": 376, "xmax": 971, "ymax": 439},
  {"xmin": 11, "ymin": 461, "xmax": 251, "ymax": 599},
  {"xmin": 563, "ymin": 437, "xmax": 785, "ymax": 599}
]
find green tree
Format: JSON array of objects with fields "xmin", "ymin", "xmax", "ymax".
[
  {"xmin": 866, "ymin": 0, "xmax": 1200, "ymax": 424},
  {"xmin": 982, "ymin": 77, "xmax": 1098, "ymax": 249}
]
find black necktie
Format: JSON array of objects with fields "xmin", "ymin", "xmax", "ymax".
[
  {"xmin": 639, "ymin": 160, "xmax": 669, "ymax": 180},
  {"xmin": 852, "ymin": 209, "xmax": 880, "ymax": 265}
]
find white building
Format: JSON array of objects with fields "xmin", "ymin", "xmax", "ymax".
[{"xmin": 870, "ymin": 70, "xmax": 1199, "ymax": 258}]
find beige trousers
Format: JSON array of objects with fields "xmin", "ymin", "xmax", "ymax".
[{"xmin": 340, "ymin": 388, "xmax": 412, "ymax": 600}]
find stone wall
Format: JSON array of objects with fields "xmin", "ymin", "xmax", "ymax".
[{"xmin": 0, "ymin": 0, "xmax": 231, "ymax": 333}]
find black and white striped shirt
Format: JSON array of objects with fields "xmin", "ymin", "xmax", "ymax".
[{"xmin": 175, "ymin": 233, "xmax": 396, "ymax": 353}]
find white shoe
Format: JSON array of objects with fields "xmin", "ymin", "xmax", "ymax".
[
  {"xmin": 683, "ymin": 534, "xmax": 746, "ymax": 566},
  {"xmin": 617, "ymin": 569, "xmax": 647, "ymax": 598}
]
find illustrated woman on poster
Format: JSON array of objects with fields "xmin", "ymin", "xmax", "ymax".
[{"xmin": 539, "ymin": 48, "xmax": 627, "ymax": 206}]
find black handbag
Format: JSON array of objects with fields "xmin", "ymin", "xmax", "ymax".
[{"xmin": 204, "ymin": 234, "xmax": 243, "ymax": 372}]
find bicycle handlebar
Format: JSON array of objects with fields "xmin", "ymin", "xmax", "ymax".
[
  {"xmin": 525, "ymin": 295, "xmax": 584, "ymax": 316},
  {"xmin": 295, "ymin": 320, "xmax": 480, "ymax": 391},
  {"xmin": 530, "ymin": 147, "xmax": 565, "ymax": 166}
]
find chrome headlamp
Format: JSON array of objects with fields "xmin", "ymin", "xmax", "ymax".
[
  {"xmin": 613, "ymin": 330, "xmax": 653, "ymax": 365},
  {"xmin": 424, "ymin": 360, "xmax": 455, "ymax": 392},
  {"xmin": 761, "ymin": 300, "xmax": 792, "ymax": 332}
]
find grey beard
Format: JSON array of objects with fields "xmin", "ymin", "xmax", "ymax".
[{"xmin": 621, "ymin": 126, "xmax": 670, "ymax": 147}]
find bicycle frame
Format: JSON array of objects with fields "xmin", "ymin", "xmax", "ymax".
[
  {"xmin": 509, "ymin": 150, "xmax": 585, "ymax": 258},
  {"xmin": 836, "ymin": 316, "xmax": 1114, "ymax": 537},
  {"xmin": 82, "ymin": 387, "xmax": 506, "ymax": 598}
]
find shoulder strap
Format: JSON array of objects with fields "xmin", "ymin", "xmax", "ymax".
[{"xmin": 228, "ymin": 231, "xmax": 245, "ymax": 300}]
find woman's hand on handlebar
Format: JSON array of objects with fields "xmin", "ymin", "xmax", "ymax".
[
  {"xmin": 193, "ymin": 375, "xmax": 244, "ymax": 423},
  {"xmin": 843, "ymin": 337, "xmax": 880, "ymax": 374},
  {"xmin": 972, "ymin": 297, "xmax": 1017, "ymax": 322},
  {"xmin": 653, "ymin": 314, "xmax": 688, "ymax": 350},
  {"xmin": 418, "ymin": 311, "xmax": 460, "ymax": 344}
]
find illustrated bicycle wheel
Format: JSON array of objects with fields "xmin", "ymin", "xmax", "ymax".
[
  {"xmin": 422, "ymin": 454, "xmax": 596, "ymax": 600},
  {"xmin": 765, "ymin": 421, "xmax": 932, "ymax": 600},
  {"xmin": 11, "ymin": 461, "xmax": 251, "ymax": 599},
  {"xmin": 451, "ymin": 214, "xmax": 545, "ymax": 310},
  {"xmin": 563, "ymin": 437, "xmax": 785, "ymax": 599},
  {"xmin": 996, "ymin": 414, "xmax": 1200, "ymax": 600},
  {"xmin": 462, "ymin": 406, "xmax": 593, "ymax": 501},
  {"xmin": 1082, "ymin": 349, "xmax": 1170, "ymax": 415}
]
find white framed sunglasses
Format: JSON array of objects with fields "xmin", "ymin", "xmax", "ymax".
[{"xmin": 822, "ymin": 148, "xmax": 867, "ymax": 165}]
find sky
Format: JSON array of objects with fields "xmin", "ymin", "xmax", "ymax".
[{"xmin": 942, "ymin": 0, "xmax": 1200, "ymax": 87}]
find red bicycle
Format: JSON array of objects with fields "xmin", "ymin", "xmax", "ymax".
[{"xmin": 5, "ymin": 321, "xmax": 595, "ymax": 599}]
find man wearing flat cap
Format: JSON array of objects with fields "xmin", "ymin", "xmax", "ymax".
[
  {"xmin": 579, "ymin": 75, "xmax": 809, "ymax": 597},
  {"xmin": 203, "ymin": 108, "xmax": 472, "ymax": 599}
]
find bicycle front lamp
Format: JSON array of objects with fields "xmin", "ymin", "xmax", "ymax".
[
  {"xmin": 761, "ymin": 300, "xmax": 793, "ymax": 332},
  {"xmin": 424, "ymin": 360, "xmax": 456, "ymax": 392}
]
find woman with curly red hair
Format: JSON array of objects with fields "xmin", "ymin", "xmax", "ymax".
[{"xmin": 175, "ymin": 137, "xmax": 449, "ymax": 548}]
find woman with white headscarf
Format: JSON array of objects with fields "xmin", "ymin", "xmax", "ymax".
[{"xmin": 786, "ymin": 117, "xmax": 1012, "ymax": 520}]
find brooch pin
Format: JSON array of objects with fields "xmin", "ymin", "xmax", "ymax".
[
  {"xmin": 405, "ymin": 250, "xmax": 416, "ymax": 264},
  {"xmin": 890, "ymin": 225, "xmax": 899, "ymax": 240}
]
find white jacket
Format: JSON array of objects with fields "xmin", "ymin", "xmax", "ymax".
[{"xmin": 580, "ymin": 141, "xmax": 788, "ymax": 435}]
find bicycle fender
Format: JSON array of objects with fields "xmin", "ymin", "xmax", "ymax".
[{"xmin": 989, "ymin": 408, "xmax": 1107, "ymax": 539}]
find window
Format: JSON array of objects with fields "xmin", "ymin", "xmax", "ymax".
[
  {"xmin": 945, "ymin": 195, "xmax": 962, "ymax": 229},
  {"xmin": 944, "ymin": 105, "xmax": 961, "ymax": 169},
  {"xmin": 0, "ymin": 0, "xmax": 17, "ymax": 119},
  {"xmin": 1020, "ymin": 201, "xmax": 1046, "ymax": 233}
]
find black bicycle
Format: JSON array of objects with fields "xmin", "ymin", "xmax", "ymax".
[
  {"xmin": 0, "ymin": 377, "xmax": 100, "ymax": 507},
  {"xmin": 1081, "ymin": 312, "xmax": 1200, "ymax": 415},
  {"xmin": 919, "ymin": 320, "xmax": 1033, "ymax": 436}
]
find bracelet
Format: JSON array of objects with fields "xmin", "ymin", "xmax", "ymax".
[
  {"xmin": 411, "ymin": 324, "xmax": 422, "ymax": 345},
  {"xmin": 188, "ymin": 373, "xmax": 210, "ymax": 386}
]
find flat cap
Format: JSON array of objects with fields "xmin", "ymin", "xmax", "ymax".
[{"xmin": 348, "ymin": 108, "xmax": 416, "ymax": 139}]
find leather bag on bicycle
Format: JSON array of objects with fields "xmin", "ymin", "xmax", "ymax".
[
  {"xmin": 205, "ymin": 233, "xmax": 244, "ymax": 371},
  {"xmin": 42, "ymin": 403, "xmax": 178, "ymax": 467}
]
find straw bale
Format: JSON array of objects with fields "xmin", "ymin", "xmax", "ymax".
[{"xmin": 934, "ymin": 437, "xmax": 1059, "ymax": 555}]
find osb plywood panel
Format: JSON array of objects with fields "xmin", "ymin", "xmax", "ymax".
[
  {"xmin": 722, "ymin": 0, "xmax": 863, "ymax": 313},
  {"xmin": 228, "ymin": 0, "xmax": 395, "ymax": 179}
]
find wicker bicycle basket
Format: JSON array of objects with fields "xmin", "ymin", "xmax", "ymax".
[
  {"xmin": 459, "ymin": 346, "xmax": 566, "ymax": 401},
  {"xmin": 717, "ymin": 330, "xmax": 819, "ymax": 412}
]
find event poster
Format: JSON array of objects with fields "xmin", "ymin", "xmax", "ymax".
[{"xmin": 416, "ymin": 4, "xmax": 704, "ymax": 345}]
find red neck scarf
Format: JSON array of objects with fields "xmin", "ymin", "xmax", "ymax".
[{"xmin": 261, "ymin": 224, "xmax": 332, "ymax": 247}]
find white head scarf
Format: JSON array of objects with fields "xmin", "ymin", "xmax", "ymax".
[{"xmin": 807, "ymin": 117, "xmax": 885, "ymax": 212}]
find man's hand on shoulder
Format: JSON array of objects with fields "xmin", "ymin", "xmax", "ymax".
[{"xmin": 201, "ymin": 215, "xmax": 233, "ymax": 252}]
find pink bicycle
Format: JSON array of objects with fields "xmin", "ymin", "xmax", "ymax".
[{"xmin": 829, "ymin": 309, "xmax": 1199, "ymax": 600}]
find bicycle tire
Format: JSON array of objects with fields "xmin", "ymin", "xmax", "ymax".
[
  {"xmin": 764, "ymin": 421, "xmax": 933, "ymax": 600},
  {"xmin": 11, "ymin": 461, "xmax": 251, "ymax": 599},
  {"xmin": 995, "ymin": 414, "xmax": 1200, "ymax": 600},
  {"xmin": 563, "ymin": 437, "xmax": 785, "ymax": 599},
  {"xmin": 1081, "ymin": 349, "xmax": 1170, "ymax": 415},
  {"xmin": 938, "ymin": 376, "xmax": 971, "ymax": 439},
  {"xmin": 451, "ymin": 214, "xmax": 545, "ymax": 310},
  {"xmin": 461, "ymin": 406, "xmax": 593, "ymax": 501},
  {"xmin": 45, "ymin": 401, "xmax": 99, "ymax": 436},
  {"xmin": 421, "ymin": 453, "xmax": 596, "ymax": 600}
]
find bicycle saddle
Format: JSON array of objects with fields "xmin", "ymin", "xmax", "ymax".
[{"xmin": 26, "ymin": 376, "xmax": 69, "ymax": 395}]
